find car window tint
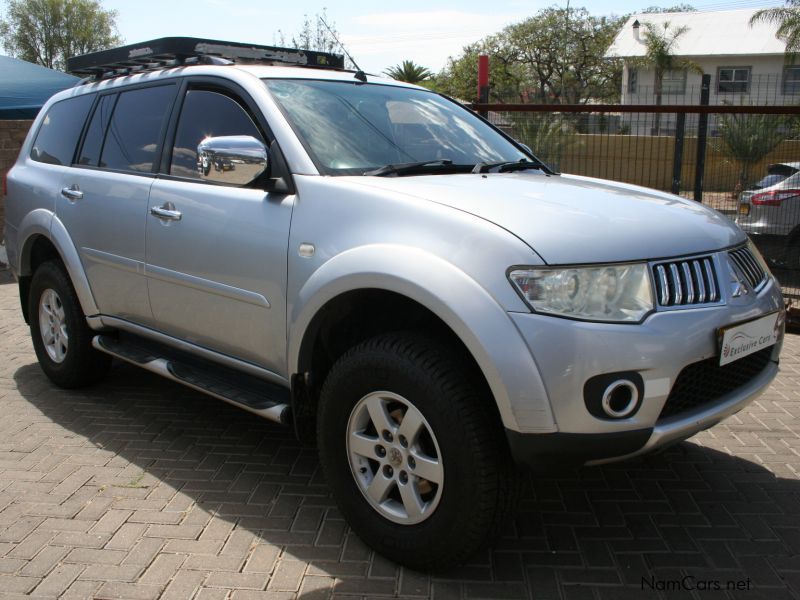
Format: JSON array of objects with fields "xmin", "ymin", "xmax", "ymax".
[
  {"xmin": 30, "ymin": 94, "xmax": 94, "ymax": 166},
  {"xmin": 100, "ymin": 85, "xmax": 176, "ymax": 173},
  {"xmin": 170, "ymin": 90, "xmax": 262, "ymax": 178},
  {"xmin": 78, "ymin": 94, "xmax": 117, "ymax": 166}
]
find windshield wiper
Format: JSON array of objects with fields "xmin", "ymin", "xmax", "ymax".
[
  {"xmin": 364, "ymin": 159, "xmax": 454, "ymax": 177},
  {"xmin": 471, "ymin": 159, "xmax": 555, "ymax": 175}
]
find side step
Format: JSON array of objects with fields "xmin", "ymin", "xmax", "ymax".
[{"xmin": 92, "ymin": 334, "xmax": 291, "ymax": 425}]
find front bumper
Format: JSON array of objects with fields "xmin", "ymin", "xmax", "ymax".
[
  {"xmin": 505, "ymin": 272, "xmax": 784, "ymax": 467},
  {"xmin": 507, "ymin": 359, "xmax": 778, "ymax": 467}
]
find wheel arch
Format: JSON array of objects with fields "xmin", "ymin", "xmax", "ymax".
[
  {"xmin": 787, "ymin": 223, "xmax": 800, "ymax": 246},
  {"xmin": 288, "ymin": 244, "xmax": 556, "ymax": 436},
  {"xmin": 17, "ymin": 210, "xmax": 99, "ymax": 322}
]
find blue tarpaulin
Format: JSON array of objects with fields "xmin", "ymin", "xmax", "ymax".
[{"xmin": 0, "ymin": 55, "xmax": 78, "ymax": 120}]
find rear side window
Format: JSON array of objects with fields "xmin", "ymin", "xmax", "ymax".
[
  {"xmin": 170, "ymin": 90, "xmax": 263, "ymax": 178},
  {"xmin": 30, "ymin": 94, "xmax": 94, "ymax": 166},
  {"xmin": 79, "ymin": 94, "xmax": 117, "ymax": 166},
  {"xmin": 99, "ymin": 85, "xmax": 176, "ymax": 173}
]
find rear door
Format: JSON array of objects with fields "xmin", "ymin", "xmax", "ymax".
[
  {"xmin": 21, "ymin": 93, "xmax": 93, "ymax": 256},
  {"xmin": 60, "ymin": 83, "xmax": 178, "ymax": 326},
  {"xmin": 145, "ymin": 80, "xmax": 293, "ymax": 373}
]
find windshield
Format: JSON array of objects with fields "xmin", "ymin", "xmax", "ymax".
[{"xmin": 263, "ymin": 79, "xmax": 528, "ymax": 175}]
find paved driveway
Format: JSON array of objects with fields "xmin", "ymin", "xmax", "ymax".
[{"xmin": 1, "ymin": 269, "xmax": 799, "ymax": 599}]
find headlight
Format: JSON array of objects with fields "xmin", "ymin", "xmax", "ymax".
[{"xmin": 509, "ymin": 263, "xmax": 654, "ymax": 323}]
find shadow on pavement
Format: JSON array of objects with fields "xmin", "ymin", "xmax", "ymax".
[{"xmin": 11, "ymin": 360, "xmax": 800, "ymax": 599}]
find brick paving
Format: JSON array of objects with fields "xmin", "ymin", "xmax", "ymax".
[{"xmin": 0, "ymin": 268, "xmax": 799, "ymax": 599}]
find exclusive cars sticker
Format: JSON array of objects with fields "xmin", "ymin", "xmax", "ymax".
[{"xmin": 719, "ymin": 312, "xmax": 780, "ymax": 366}]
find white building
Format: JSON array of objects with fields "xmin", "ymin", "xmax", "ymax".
[{"xmin": 605, "ymin": 8, "xmax": 791, "ymax": 135}]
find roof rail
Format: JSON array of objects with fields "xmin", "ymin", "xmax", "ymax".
[{"xmin": 66, "ymin": 37, "xmax": 345, "ymax": 80}]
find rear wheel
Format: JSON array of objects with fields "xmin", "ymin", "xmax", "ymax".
[
  {"xmin": 317, "ymin": 333, "xmax": 515, "ymax": 570},
  {"xmin": 29, "ymin": 260, "xmax": 111, "ymax": 388}
]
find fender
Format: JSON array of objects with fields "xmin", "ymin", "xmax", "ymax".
[
  {"xmin": 288, "ymin": 244, "xmax": 556, "ymax": 434},
  {"xmin": 18, "ymin": 209, "xmax": 100, "ymax": 318}
]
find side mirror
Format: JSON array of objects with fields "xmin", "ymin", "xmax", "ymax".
[{"xmin": 197, "ymin": 135, "xmax": 268, "ymax": 186}]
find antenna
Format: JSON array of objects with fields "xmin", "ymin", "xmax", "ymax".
[{"xmin": 319, "ymin": 15, "xmax": 367, "ymax": 82}]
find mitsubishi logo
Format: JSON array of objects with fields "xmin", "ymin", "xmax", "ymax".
[{"xmin": 728, "ymin": 262, "xmax": 749, "ymax": 298}]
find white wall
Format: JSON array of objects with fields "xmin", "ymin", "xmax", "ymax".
[{"xmin": 621, "ymin": 55, "xmax": 790, "ymax": 135}]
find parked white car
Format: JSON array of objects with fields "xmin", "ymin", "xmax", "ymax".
[{"xmin": 737, "ymin": 162, "xmax": 800, "ymax": 269}]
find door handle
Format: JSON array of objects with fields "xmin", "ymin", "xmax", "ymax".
[
  {"xmin": 60, "ymin": 185, "xmax": 83, "ymax": 201},
  {"xmin": 150, "ymin": 203, "xmax": 182, "ymax": 221}
]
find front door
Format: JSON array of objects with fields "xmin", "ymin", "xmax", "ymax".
[{"xmin": 145, "ymin": 85, "xmax": 293, "ymax": 374}]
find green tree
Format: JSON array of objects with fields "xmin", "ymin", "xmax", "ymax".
[
  {"xmin": 384, "ymin": 60, "xmax": 432, "ymax": 84},
  {"xmin": 634, "ymin": 21, "xmax": 701, "ymax": 135},
  {"xmin": 0, "ymin": 0, "xmax": 120, "ymax": 71},
  {"xmin": 750, "ymin": 1, "xmax": 800, "ymax": 55},
  {"xmin": 432, "ymin": 41, "xmax": 523, "ymax": 102},
  {"xmin": 715, "ymin": 113, "xmax": 794, "ymax": 192},
  {"xmin": 431, "ymin": 6, "xmax": 624, "ymax": 104}
]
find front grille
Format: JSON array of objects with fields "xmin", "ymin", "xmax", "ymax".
[
  {"xmin": 728, "ymin": 246, "xmax": 768, "ymax": 291},
  {"xmin": 652, "ymin": 256, "xmax": 719, "ymax": 307},
  {"xmin": 658, "ymin": 348, "xmax": 774, "ymax": 420}
]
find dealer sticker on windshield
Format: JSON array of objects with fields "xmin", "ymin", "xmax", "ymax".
[{"xmin": 719, "ymin": 312, "xmax": 780, "ymax": 366}]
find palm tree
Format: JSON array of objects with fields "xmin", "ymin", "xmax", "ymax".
[
  {"xmin": 750, "ymin": 1, "xmax": 800, "ymax": 55},
  {"xmin": 384, "ymin": 60, "xmax": 432, "ymax": 84},
  {"xmin": 715, "ymin": 113, "xmax": 794, "ymax": 193},
  {"xmin": 635, "ymin": 21, "xmax": 702, "ymax": 135},
  {"xmin": 511, "ymin": 115, "xmax": 577, "ymax": 172}
]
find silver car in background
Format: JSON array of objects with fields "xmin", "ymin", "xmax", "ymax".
[
  {"xmin": 2, "ymin": 38, "xmax": 786, "ymax": 570},
  {"xmin": 737, "ymin": 161, "xmax": 800, "ymax": 269}
]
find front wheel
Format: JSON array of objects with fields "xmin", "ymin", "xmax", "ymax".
[
  {"xmin": 28, "ymin": 260, "xmax": 111, "ymax": 388},
  {"xmin": 317, "ymin": 333, "xmax": 515, "ymax": 570}
]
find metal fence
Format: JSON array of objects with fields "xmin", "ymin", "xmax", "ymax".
[{"xmin": 471, "ymin": 95, "xmax": 800, "ymax": 311}]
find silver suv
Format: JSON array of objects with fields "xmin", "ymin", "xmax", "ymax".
[{"xmin": 3, "ymin": 38, "xmax": 786, "ymax": 569}]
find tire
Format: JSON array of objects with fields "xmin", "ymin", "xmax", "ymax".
[
  {"xmin": 317, "ymin": 333, "xmax": 516, "ymax": 570},
  {"xmin": 28, "ymin": 260, "xmax": 111, "ymax": 388},
  {"xmin": 786, "ymin": 240, "xmax": 799, "ymax": 271}
]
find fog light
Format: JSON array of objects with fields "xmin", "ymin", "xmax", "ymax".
[
  {"xmin": 601, "ymin": 380, "xmax": 640, "ymax": 418},
  {"xmin": 583, "ymin": 371, "xmax": 644, "ymax": 420}
]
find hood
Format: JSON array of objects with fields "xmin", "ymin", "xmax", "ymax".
[{"xmin": 344, "ymin": 172, "xmax": 746, "ymax": 264}]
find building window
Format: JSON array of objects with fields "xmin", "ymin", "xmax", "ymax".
[
  {"xmin": 783, "ymin": 66, "xmax": 800, "ymax": 94},
  {"xmin": 718, "ymin": 67, "xmax": 751, "ymax": 93},
  {"xmin": 628, "ymin": 67, "xmax": 638, "ymax": 94},
  {"xmin": 662, "ymin": 69, "xmax": 686, "ymax": 94}
]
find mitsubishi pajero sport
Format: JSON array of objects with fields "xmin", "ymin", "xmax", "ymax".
[{"xmin": 3, "ymin": 38, "xmax": 785, "ymax": 569}]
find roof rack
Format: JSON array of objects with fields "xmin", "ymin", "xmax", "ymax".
[{"xmin": 67, "ymin": 37, "xmax": 345, "ymax": 80}]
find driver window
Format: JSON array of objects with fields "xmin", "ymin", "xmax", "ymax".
[{"xmin": 170, "ymin": 89, "xmax": 263, "ymax": 178}]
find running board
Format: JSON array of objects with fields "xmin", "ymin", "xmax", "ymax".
[{"xmin": 92, "ymin": 335, "xmax": 290, "ymax": 425}]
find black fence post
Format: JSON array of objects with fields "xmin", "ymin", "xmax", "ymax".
[
  {"xmin": 693, "ymin": 74, "xmax": 711, "ymax": 202},
  {"xmin": 671, "ymin": 111, "xmax": 686, "ymax": 195}
]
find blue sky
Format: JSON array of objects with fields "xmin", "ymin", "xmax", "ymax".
[{"xmin": 104, "ymin": 0, "xmax": 782, "ymax": 74}]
